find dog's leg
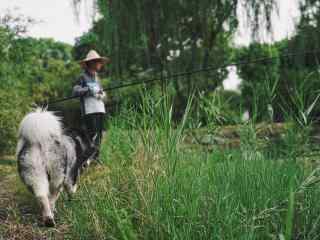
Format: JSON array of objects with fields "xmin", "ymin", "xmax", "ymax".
[
  {"xmin": 64, "ymin": 181, "xmax": 78, "ymax": 197},
  {"xmin": 33, "ymin": 179, "xmax": 55, "ymax": 227},
  {"xmin": 49, "ymin": 187, "xmax": 62, "ymax": 214},
  {"xmin": 37, "ymin": 195, "xmax": 55, "ymax": 227}
]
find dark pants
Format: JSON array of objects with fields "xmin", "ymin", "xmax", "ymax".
[{"xmin": 84, "ymin": 113, "xmax": 105, "ymax": 159}]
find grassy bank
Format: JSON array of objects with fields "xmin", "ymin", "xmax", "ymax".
[
  {"xmin": 56, "ymin": 96, "xmax": 320, "ymax": 240},
  {"xmin": 1, "ymin": 94, "xmax": 320, "ymax": 239}
]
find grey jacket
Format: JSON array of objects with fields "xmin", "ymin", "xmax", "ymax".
[{"xmin": 73, "ymin": 71, "xmax": 106, "ymax": 115}]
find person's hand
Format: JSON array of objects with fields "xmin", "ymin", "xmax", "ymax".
[
  {"xmin": 79, "ymin": 86, "xmax": 89, "ymax": 96},
  {"xmin": 89, "ymin": 86, "xmax": 101, "ymax": 96},
  {"xmin": 95, "ymin": 91, "xmax": 106, "ymax": 100}
]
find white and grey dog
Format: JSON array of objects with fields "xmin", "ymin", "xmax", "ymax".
[{"xmin": 16, "ymin": 109, "xmax": 96, "ymax": 227}]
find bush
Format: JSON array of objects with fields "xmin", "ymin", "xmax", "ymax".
[
  {"xmin": 198, "ymin": 90, "xmax": 243, "ymax": 127},
  {"xmin": 236, "ymin": 43, "xmax": 280, "ymax": 122},
  {"xmin": 0, "ymin": 88, "xmax": 30, "ymax": 155}
]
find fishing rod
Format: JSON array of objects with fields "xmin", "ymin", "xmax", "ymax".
[{"xmin": 46, "ymin": 49, "xmax": 320, "ymax": 106}]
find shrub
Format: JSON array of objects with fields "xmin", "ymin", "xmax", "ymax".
[{"xmin": 0, "ymin": 88, "xmax": 30, "ymax": 155}]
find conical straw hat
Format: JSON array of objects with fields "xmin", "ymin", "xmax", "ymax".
[{"xmin": 79, "ymin": 50, "xmax": 111, "ymax": 66}]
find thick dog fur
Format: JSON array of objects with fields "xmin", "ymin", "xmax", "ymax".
[{"xmin": 16, "ymin": 109, "xmax": 95, "ymax": 227}]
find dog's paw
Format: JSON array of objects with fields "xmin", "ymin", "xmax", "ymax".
[
  {"xmin": 44, "ymin": 216, "xmax": 56, "ymax": 227},
  {"xmin": 82, "ymin": 159, "xmax": 92, "ymax": 169},
  {"xmin": 70, "ymin": 184, "xmax": 78, "ymax": 194}
]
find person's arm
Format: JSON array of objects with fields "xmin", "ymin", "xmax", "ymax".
[{"xmin": 72, "ymin": 76, "xmax": 89, "ymax": 97}]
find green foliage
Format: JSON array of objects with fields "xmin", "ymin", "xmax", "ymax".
[
  {"xmin": 8, "ymin": 37, "xmax": 80, "ymax": 102},
  {"xmin": 279, "ymin": 69, "xmax": 320, "ymax": 125},
  {"xmin": 73, "ymin": 31, "xmax": 100, "ymax": 60},
  {"xmin": 30, "ymin": 58, "xmax": 80, "ymax": 103},
  {"xmin": 236, "ymin": 43, "xmax": 280, "ymax": 122},
  {"xmin": 74, "ymin": 0, "xmax": 276, "ymax": 75},
  {"xmin": 235, "ymin": 38, "xmax": 320, "ymax": 124},
  {"xmin": 58, "ymin": 92, "xmax": 320, "ymax": 239},
  {"xmin": 0, "ymin": 28, "xmax": 15, "ymax": 87},
  {"xmin": 198, "ymin": 90, "xmax": 243, "ymax": 127},
  {"xmin": 0, "ymin": 16, "xmax": 80, "ymax": 154},
  {"xmin": 0, "ymin": 88, "xmax": 30, "ymax": 155},
  {"xmin": 293, "ymin": 0, "xmax": 320, "ymax": 66},
  {"xmin": 71, "ymin": 0, "xmax": 277, "ymax": 111}
]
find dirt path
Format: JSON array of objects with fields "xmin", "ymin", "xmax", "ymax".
[{"xmin": 0, "ymin": 158, "xmax": 67, "ymax": 240}]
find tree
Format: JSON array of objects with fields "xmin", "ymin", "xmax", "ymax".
[
  {"xmin": 272, "ymin": 0, "xmax": 320, "ymax": 122},
  {"xmin": 0, "ymin": 12, "xmax": 80, "ymax": 154},
  {"xmin": 0, "ymin": 9, "xmax": 35, "ymax": 36},
  {"xmin": 72, "ymin": 0, "xmax": 277, "ymax": 113},
  {"xmin": 283, "ymin": 0, "xmax": 320, "ymax": 68},
  {"xmin": 236, "ymin": 43, "xmax": 280, "ymax": 122}
]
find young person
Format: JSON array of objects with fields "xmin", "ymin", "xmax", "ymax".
[{"xmin": 73, "ymin": 50, "xmax": 110, "ymax": 163}]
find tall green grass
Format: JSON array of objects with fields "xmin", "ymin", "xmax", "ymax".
[{"xmin": 58, "ymin": 91, "xmax": 320, "ymax": 240}]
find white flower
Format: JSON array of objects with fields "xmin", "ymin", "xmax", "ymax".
[
  {"xmin": 168, "ymin": 37, "xmax": 172, "ymax": 42},
  {"xmin": 156, "ymin": 44, "xmax": 161, "ymax": 49},
  {"xmin": 196, "ymin": 38, "xmax": 203, "ymax": 48},
  {"xmin": 174, "ymin": 50, "xmax": 181, "ymax": 57},
  {"xmin": 169, "ymin": 50, "xmax": 180, "ymax": 58},
  {"xmin": 184, "ymin": 45, "xmax": 191, "ymax": 50},
  {"xmin": 174, "ymin": 40, "xmax": 179, "ymax": 45},
  {"xmin": 167, "ymin": 56, "xmax": 173, "ymax": 61},
  {"xmin": 183, "ymin": 38, "xmax": 191, "ymax": 46},
  {"xmin": 188, "ymin": 17, "xmax": 193, "ymax": 22}
]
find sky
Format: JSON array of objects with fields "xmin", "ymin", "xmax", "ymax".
[{"xmin": 0, "ymin": 0, "xmax": 95, "ymax": 44}]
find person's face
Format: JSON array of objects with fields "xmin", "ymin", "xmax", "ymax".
[
  {"xmin": 87, "ymin": 60, "xmax": 104, "ymax": 72},
  {"xmin": 95, "ymin": 61, "xmax": 103, "ymax": 71}
]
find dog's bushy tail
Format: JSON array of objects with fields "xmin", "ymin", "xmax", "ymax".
[{"xmin": 17, "ymin": 108, "xmax": 63, "ymax": 148}]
